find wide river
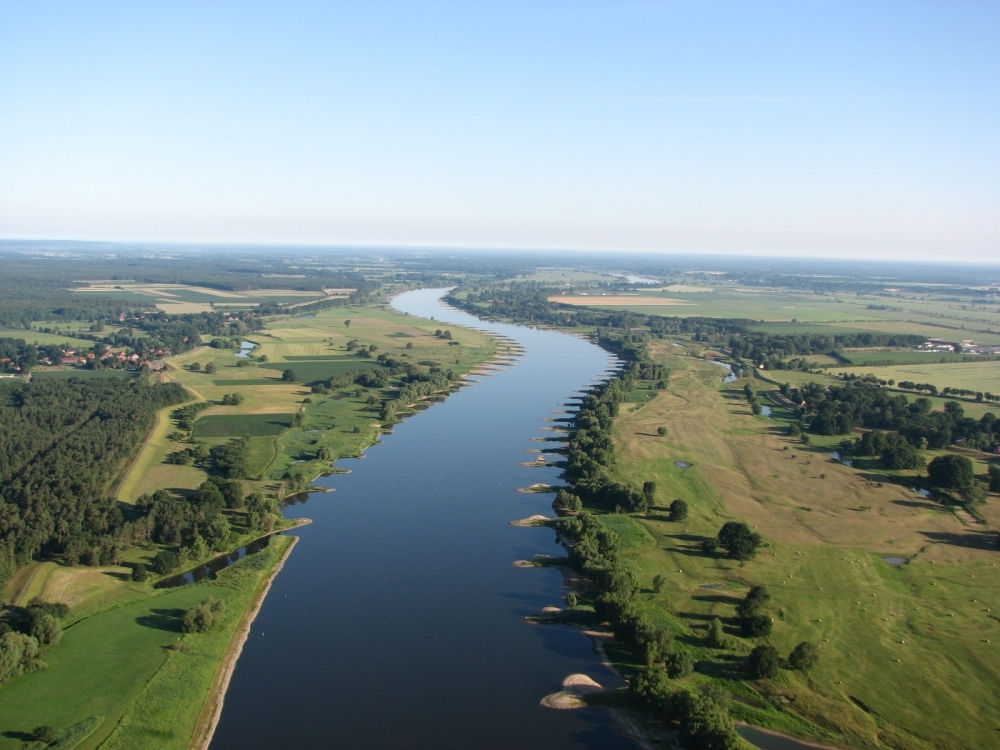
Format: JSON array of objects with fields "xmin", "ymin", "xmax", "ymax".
[{"xmin": 210, "ymin": 288, "xmax": 639, "ymax": 750}]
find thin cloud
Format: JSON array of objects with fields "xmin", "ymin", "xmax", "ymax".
[{"xmin": 555, "ymin": 93, "xmax": 966, "ymax": 104}]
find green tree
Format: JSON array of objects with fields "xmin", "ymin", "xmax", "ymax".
[
  {"xmin": 204, "ymin": 361, "xmax": 216, "ymax": 374},
  {"xmin": 657, "ymin": 426, "xmax": 667, "ymax": 436},
  {"xmin": 642, "ymin": 481, "xmax": 657, "ymax": 506},
  {"xmin": 707, "ymin": 617, "xmax": 729, "ymax": 648},
  {"xmin": 189, "ymin": 362, "xmax": 201, "ymax": 371},
  {"xmin": 152, "ymin": 550, "xmax": 180, "ymax": 575},
  {"xmin": 131, "ymin": 563, "xmax": 148, "ymax": 582},
  {"xmin": 747, "ymin": 644, "xmax": 781, "ymax": 679},
  {"xmin": 669, "ymin": 499, "xmax": 688, "ymax": 522},
  {"xmin": 927, "ymin": 454, "xmax": 975, "ymax": 491},
  {"xmin": 182, "ymin": 598, "xmax": 226, "ymax": 633},
  {"xmin": 989, "ymin": 464, "xmax": 1000, "ymax": 494},
  {"xmin": 665, "ymin": 649, "xmax": 694, "ymax": 678},
  {"xmin": 787, "ymin": 641, "xmax": 820, "ymax": 671},
  {"xmin": 282, "ymin": 369, "xmax": 298, "ymax": 382},
  {"xmin": 717, "ymin": 521, "xmax": 762, "ymax": 560},
  {"xmin": 344, "ymin": 319, "xmax": 351, "ymax": 328}
]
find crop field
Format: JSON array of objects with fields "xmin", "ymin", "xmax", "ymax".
[
  {"xmin": 597, "ymin": 343, "xmax": 1000, "ymax": 749},
  {"xmin": 259, "ymin": 357, "xmax": 385, "ymax": 383},
  {"xmin": 212, "ymin": 378, "xmax": 284, "ymax": 386},
  {"xmin": 191, "ymin": 413, "xmax": 296, "ymax": 437},
  {"xmin": 68, "ymin": 282, "xmax": 334, "ymax": 314}
]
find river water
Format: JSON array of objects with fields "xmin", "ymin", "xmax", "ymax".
[{"xmin": 210, "ymin": 289, "xmax": 637, "ymax": 750}]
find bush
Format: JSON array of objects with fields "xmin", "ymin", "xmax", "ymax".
[
  {"xmin": 668, "ymin": 499, "xmax": 688, "ymax": 522},
  {"xmin": 665, "ymin": 650, "xmax": 694, "ymax": 678},
  {"xmin": 657, "ymin": 426, "xmax": 667, "ymax": 436},
  {"xmin": 182, "ymin": 597, "xmax": 226, "ymax": 633},
  {"xmin": 747, "ymin": 644, "xmax": 781, "ymax": 679},
  {"xmin": 131, "ymin": 563, "xmax": 148, "ymax": 582},
  {"xmin": 787, "ymin": 640, "xmax": 820, "ymax": 671}
]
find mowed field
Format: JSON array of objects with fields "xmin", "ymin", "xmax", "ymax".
[
  {"xmin": 118, "ymin": 303, "xmax": 498, "ymax": 499},
  {"xmin": 604, "ymin": 344, "xmax": 1000, "ymax": 749}
]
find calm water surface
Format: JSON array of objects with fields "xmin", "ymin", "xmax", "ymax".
[{"xmin": 210, "ymin": 289, "xmax": 637, "ymax": 750}]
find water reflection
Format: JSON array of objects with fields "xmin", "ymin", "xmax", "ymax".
[{"xmin": 155, "ymin": 534, "xmax": 275, "ymax": 588}]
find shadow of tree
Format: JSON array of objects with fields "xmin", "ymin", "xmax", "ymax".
[
  {"xmin": 921, "ymin": 530, "xmax": 998, "ymax": 551},
  {"xmin": 1, "ymin": 731, "xmax": 35, "ymax": 742},
  {"xmin": 695, "ymin": 654, "xmax": 747, "ymax": 680},
  {"xmin": 136, "ymin": 607, "xmax": 186, "ymax": 632}
]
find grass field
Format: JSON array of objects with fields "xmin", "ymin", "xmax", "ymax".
[
  {"xmin": 191, "ymin": 413, "xmax": 296, "ymax": 437},
  {"xmin": 830, "ymin": 360, "xmax": 1000, "ymax": 394},
  {"xmin": 838, "ymin": 350, "xmax": 999, "ymax": 367},
  {"xmin": 0, "ymin": 327, "xmax": 98, "ymax": 348},
  {"xmin": 258, "ymin": 357, "xmax": 385, "ymax": 383},
  {"xmin": 599, "ymin": 343, "xmax": 1000, "ymax": 749},
  {"xmin": 0, "ymin": 537, "xmax": 294, "ymax": 750}
]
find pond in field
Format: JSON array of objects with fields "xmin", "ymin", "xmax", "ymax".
[
  {"xmin": 210, "ymin": 289, "xmax": 637, "ymax": 750},
  {"xmin": 233, "ymin": 340, "xmax": 258, "ymax": 358}
]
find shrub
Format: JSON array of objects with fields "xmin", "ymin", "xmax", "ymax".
[
  {"xmin": 204, "ymin": 362, "xmax": 216, "ymax": 374},
  {"xmin": 565, "ymin": 592, "xmax": 578, "ymax": 608},
  {"xmin": 282, "ymin": 369, "xmax": 298, "ymax": 382},
  {"xmin": 787, "ymin": 641, "xmax": 820, "ymax": 671},
  {"xmin": 131, "ymin": 563, "xmax": 148, "ymax": 582},
  {"xmin": 668, "ymin": 499, "xmax": 688, "ymax": 522},
  {"xmin": 747, "ymin": 644, "xmax": 780, "ymax": 679},
  {"xmin": 182, "ymin": 598, "xmax": 226, "ymax": 633},
  {"xmin": 657, "ymin": 426, "xmax": 667, "ymax": 436}
]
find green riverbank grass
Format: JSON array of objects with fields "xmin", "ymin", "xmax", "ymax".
[
  {"xmin": 0, "ymin": 537, "xmax": 294, "ymax": 750},
  {"xmin": 592, "ymin": 345, "xmax": 1000, "ymax": 749}
]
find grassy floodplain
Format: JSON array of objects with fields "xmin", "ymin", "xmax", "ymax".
[
  {"xmin": 586, "ymin": 342, "xmax": 999, "ymax": 749},
  {"xmin": 118, "ymin": 303, "xmax": 497, "ymax": 501},
  {"xmin": 1, "ymin": 299, "xmax": 499, "ymax": 749}
]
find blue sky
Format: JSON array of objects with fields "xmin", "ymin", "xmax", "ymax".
[{"xmin": 1, "ymin": 1, "xmax": 997, "ymax": 261}]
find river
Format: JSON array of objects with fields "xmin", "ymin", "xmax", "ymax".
[{"xmin": 209, "ymin": 288, "xmax": 638, "ymax": 750}]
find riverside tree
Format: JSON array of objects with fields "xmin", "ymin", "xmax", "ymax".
[{"xmin": 182, "ymin": 598, "xmax": 226, "ymax": 633}]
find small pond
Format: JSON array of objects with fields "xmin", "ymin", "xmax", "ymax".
[
  {"xmin": 674, "ymin": 460, "xmax": 691, "ymax": 469},
  {"xmin": 155, "ymin": 534, "xmax": 276, "ymax": 588},
  {"xmin": 761, "ymin": 405, "xmax": 772, "ymax": 418},
  {"xmin": 234, "ymin": 340, "xmax": 258, "ymax": 359},
  {"xmin": 830, "ymin": 451, "xmax": 853, "ymax": 467},
  {"xmin": 710, "ymin": 360, "xmax": 738, "ymax": 383},
  {"xmin": 884, "ymin": 557, "xmax": 907, "ymax": 566}
]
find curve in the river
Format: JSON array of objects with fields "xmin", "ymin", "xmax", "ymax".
[{"xmin": 208, "ymin": 288, "xmax": 639, "ymax": 750}]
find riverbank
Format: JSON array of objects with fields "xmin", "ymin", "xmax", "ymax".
[{"xmin": 190, "ymin": 532, "xmax": 301, "ymax": 750}]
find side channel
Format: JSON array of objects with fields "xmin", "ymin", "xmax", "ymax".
[{"xmin": 209, "ymin": 288, "xmax": 638, "ymax": 750}]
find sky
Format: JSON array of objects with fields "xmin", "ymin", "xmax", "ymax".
[{"xmin": 1, "ymin": 1, "xmax": 998, "ymax": 262}]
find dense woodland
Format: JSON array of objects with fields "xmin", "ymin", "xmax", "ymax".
[{"xmin": 0, "ymin": 378, "xmax": 187, "ymax": 581}]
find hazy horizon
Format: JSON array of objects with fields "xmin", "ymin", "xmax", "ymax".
[{"xmin": 2, "ymin": 1, "xmax": 998, "ymax": 261}]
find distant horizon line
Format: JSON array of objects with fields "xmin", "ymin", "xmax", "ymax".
[{"xmin": 1, "ymin": 237, "xmax": 998, "ymax": 268}]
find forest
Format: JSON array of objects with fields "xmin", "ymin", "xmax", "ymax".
[{"xmin": 0, "ymin": 377, "xmax": 187, "ymax": 581}]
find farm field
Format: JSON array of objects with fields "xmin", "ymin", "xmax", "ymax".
[
  {"xmin": 601, "ymin": 344, "xmax": 1000, "ymax": 749},
  {"xmin": 31, "ymin": 368, "xmax": 139, "ymax": 380},
  {"xmin": 191, "ymin": 413, "xmax": 296, "ymax": 438},
  {"xmin": 838, "ymin": 350, "xmax": 999, "ymax": 367}
]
